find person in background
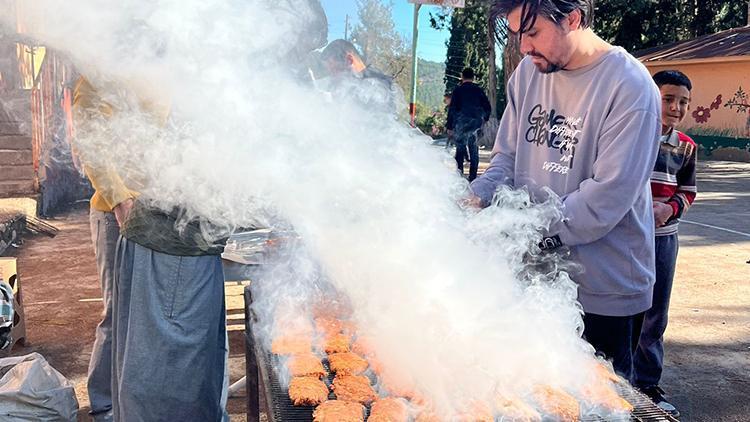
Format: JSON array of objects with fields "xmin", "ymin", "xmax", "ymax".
[
  {"xmin": 313, "ymin": 39, "xmax": 399, "ymax": 116},
  {"xmin": 468, "ymin": 0, "xmax": 661, "ymax": 383},
  {"xmin": 446, "ymin": 67, "xmax": 491, "ymax": 181},
  {"xmin": 634, "ymin": 70, "xmax": 697, "ymax": 418}
]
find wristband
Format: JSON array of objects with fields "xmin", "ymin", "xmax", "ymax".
[{"xmin": 539, "ymin": 234, "xmax": 563, "ymax": 251}]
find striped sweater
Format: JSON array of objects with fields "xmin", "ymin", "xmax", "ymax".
[{"xmin": 651, "ymin": 130, "xmax": 697, "ymax": 236}]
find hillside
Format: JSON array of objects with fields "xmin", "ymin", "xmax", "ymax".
[{"xmin": 416, "ymin": 58, "xmax": 446, "ymax": 112}]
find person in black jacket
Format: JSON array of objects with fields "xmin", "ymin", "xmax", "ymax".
[{"xmin": 447, "ymin": 67, "xmax": 492, "ymax": 181}]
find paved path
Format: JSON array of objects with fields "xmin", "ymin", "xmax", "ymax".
[{"xmin": 659, "ymin": 161, "xmax": 750, "ymax": 422}]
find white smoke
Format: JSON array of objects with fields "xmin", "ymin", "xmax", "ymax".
[{"xmin": 2, "ymin": 0, "xmax": 630, "ymax": 418}]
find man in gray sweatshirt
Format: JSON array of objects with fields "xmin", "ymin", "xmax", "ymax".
[{"xmin": 469, "ymin": 0, "xmax": 660, "ymax": 382}]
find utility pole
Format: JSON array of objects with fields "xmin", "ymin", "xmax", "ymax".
[
  {"xmin": 409, "ymin": 4, "xmax": 421, "ymax": 127},
  {"xmin": 408, "ymin": 1, "xmax": 465, "ymax": 126},
  {"xmin": 345, "ymin": 14, "xmax": 350, "ymax": 40}
]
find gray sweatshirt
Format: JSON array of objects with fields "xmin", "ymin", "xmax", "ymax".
[{"xmin": 471, "ymin": 47, "xmax": 661, "ymax": 316}]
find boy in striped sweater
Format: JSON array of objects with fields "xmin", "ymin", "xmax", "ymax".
[{"xmin": 634, "ymin": 70, "xmax": 697, "ymax": 418}]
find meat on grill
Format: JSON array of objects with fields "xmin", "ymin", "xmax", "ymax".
[
  {"xmin": 286, "ymin": 353, "xmax": 326, "ymax": 378},
  {"xmin": 367, "ymin": 356, "xmax": 385, "ymax": 376},
  {"xmin": 456, "ymin": 400, "xmax": 494, "ymax": 422},
  {"xmin": 415, "ymin": 410, "xmax": 441, "ymax": 422},
  {"xmin": 312, "ymin": 294, "xmax": 354, "ymax": 320},
  {"xmin": 494, "ymin": 393, "xmax": 542, "ymax": 422},
  {"xmin": 271, "ymin": 335, "xmax": 313, "ymax": 355},
  {"xmin": 272, "ymin": 321, "xmax": 314, "ymax": 338},
  {"xmin": 581, "ymin": 384, "xmax": 633, "ymax": 413},
  {"xmin": 272, "ymin": 310, "xmax": 314, "ymax": 337},
  {"xmin": 323, "ymin": 333, "xmax": 351, "ymax": 354},
  {"xmin": 351, "ymin": 336, "xmax": 375, "ymax": 357},
  {"xmin": 312, "ymin": 400, "xmax": 364, "ymax": 422},
  {"xmin": 533, "ymin": 385, "xmax": 580, "ymax": 421},
  {"xmin": 377, "ymin": 371, "xmax": 417, "ymax": 399},
  {"xmin": 416, "ymin": 401, "xmax": 493, "ymax": 422},
  {"xmin": 368, "ymin": 397, "xmax": 410, "ymax": 422},
  {"xmin": 339, "ymin": 320, "xmax": 357, "ymax": 336},
  {"xmin": 315, "ymin": 317, "xmax": 345, "ymax": 336},
  {"xmin": 288, "ymin": 376, "xmax": 330, "ymax": 406},
  {"xmin": 328, "ymin": 352, "xmax": 369, "ymax": 375},
  {"xmin": 594, "ymin": 361, "xmax": 624, "ymax": 384},
  {"xmin": 583, "ymin": 362, "xmax": 633, "ymax": 412},
  {"xmin": 332, "ymin": 375, "xmax": 377, "ymax": 404}
]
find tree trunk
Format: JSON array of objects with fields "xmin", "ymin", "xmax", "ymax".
[
  {"xmin": 486, "ymin": 16, "xmax": 497, "ymax": 119},
  {"xmin": 692, "ymin": 0, "xmax": 713, "ymax": 37},
  {"xmin": 502, "ymin": 34, "xmax": 522, "ymax": 87},
  {"xmin": 478, "ymin": 15, "xmax": 500, "ymax": 149}
]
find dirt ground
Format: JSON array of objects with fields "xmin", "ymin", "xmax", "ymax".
[
  {"xmin": 4, "ymin": 204, "xmax": 249, "ymax": 421},
  {"xmin": 3, "ymin": 159, "xmax": 749, "ymax": 422}
]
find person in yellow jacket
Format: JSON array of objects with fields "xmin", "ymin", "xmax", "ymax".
[
  {"xmin": 73, "ymin": 76, "xmax": 228, "ymax": 422},
  {"xmin": 73, "ymin": 76, "xmax": 135, "ymax": 422}
]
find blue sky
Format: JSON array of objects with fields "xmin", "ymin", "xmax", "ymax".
[{"xmin": 319, "ymin": 0, "xmax": 451, "ymax": 63}]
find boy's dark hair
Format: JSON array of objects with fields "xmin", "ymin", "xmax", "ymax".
[
  {"xmin": 652, "ymin": 70, "xmax": 692, "ymax": 91},
  {"xmin": 493, "ymin": 0, "xmax": 594, "ymax": 35},
  {"xmin": 461, "ymin": 67, "xmax": 475, "ymax": 80}
]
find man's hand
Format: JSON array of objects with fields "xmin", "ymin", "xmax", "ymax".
[
  {"xmin": 113, "ymin": 198, "xmax": 134, "ymax": 226},
  {"xmin": 653, "ymin": 201, "xmax": 674, "ymax": 227},
  {"xmin": 459, "ymin": 194, "xmax": 483, "ymax": 210}
]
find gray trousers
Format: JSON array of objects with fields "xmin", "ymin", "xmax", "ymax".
[
  {"xmin": 88, "ymin": 209, "xmax": 119, "ymax": 417},
  {"xmin": 112, "ymin": 237, "xmax": 226, "ymax": 422}
]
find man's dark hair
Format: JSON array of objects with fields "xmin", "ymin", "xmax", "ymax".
[
  {"xmin": 493, "ymin": 0, "xmax": 594, "ymax": 35},
  {"xmin": 319, "ymin": 39, "xmax": 363, "ymax": 65},
  {"xmin": 461, "ymin": 67, "xmax": 475, "ymax": 80},
  {"xmin": 652, "ymin": 70, "xmax": 692, "ymax": 91}
]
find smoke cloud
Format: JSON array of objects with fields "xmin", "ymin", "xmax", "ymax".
[{"xmin": 2, "ymin": 0, "xmax": 631, "ymax": 418}]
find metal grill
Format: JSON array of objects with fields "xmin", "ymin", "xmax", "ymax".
[
  {"xmin": 264, "ymin": 353, "xmax": 318, "ymax": 422},
  {"xmin": 244, "ymin": 286, "xmax": 680, "ymax": 422},
  {"xmin": 260, "ymin": 353, "xmax": 373, "ymax": 422},
  {"xmin": 618, "ymin": 387, "xmax": 680, "ymax": 422}
]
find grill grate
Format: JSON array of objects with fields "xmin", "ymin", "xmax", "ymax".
[
  {"xmin": 265, "ymin": 355, "xmax": 317, "ymax": 422},
  {"xmin": 257, "ymin": 349, "xmax": 678, "ymax": 422},
  {"xmin": 618, "ymin": 386, "xmax": 680, "ymax": 422},
  {"xmin": 244, "ymin": 287, "xmax": 679, "ymax": 422},
  {"xmin": 263, "ymin": 352, "xmax": 372, "ymax": 421}
]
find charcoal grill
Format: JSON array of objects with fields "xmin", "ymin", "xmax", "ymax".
[{"xmin": 243, "ymin": 286, "xmax": 680, "ymax": 422}]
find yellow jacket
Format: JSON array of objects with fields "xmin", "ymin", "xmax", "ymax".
[{"xmin": 72, "ymin": 77, "xmax": 168, "ymax": 212}]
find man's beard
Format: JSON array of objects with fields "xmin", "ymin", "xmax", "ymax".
[{"xmin": 529, "ymin": 52, "xmax": 563, "ymax": 74}]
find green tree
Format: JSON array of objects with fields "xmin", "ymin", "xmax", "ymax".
[
  {"xmin": 414, "ymin": 60, "xmax": 450, "ymax": 137},
  {"xmin": 431, "ymin": 1, "xmax": 502, "ymax": 146},
  {"xmin": 351, "ymin": 0, "xmax": 411, "ymax": 91},
  {"xmin": 431, "ymin": 3, "xmax": 493, "ymax": 93},
  {"xmin": 431, "ymin": 0, "xmax": 748, "ymax": 142},
  {"xmin": 415, "ymin": 59, "xmax": 447, "ymax": 112},
  {"xmin": 594, "ymin": 0, "xmax": 749, "ymax": 52}
]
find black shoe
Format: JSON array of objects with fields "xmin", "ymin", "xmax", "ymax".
[{"xmin": 641, "ymin": 385, "xmax": 680, "ymax": 418}]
